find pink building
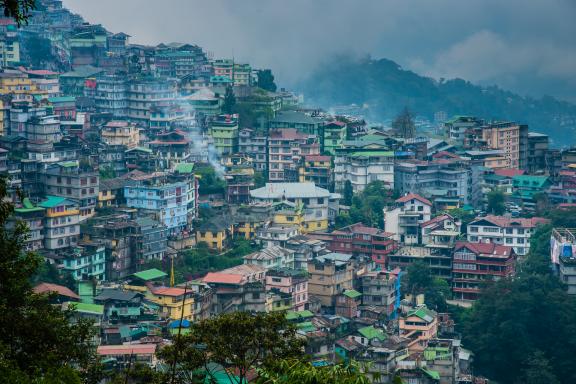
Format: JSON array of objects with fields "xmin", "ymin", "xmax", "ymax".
[
  {"xmin": 268, "ymin": 128, "xmax": 320, "ymax": 182},
  {"xmin": 265, "ymin": 268, "xmax": 308, "ymax": 311}
]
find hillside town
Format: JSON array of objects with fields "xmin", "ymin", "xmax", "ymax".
[{"xmin": 1, "ymin": 1, "xmax": 576, "ymax": 383}]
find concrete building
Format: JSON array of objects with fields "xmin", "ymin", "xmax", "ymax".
[
  {"xmin": 39, "ymin": 196, "xmax": 80, "ymax": 250},
  {"xmin": 384, "ymin": 193, "xmax": 432, "ymax": 245},
  {"xmin": 452, "ymin": 242, "xmax": 516, "ymax": 300},
  {"xmin": 268, "ymin": 128, "xmax": 320, "ymax": 182},
  {"xmin": 209, "ymin": 114, "xmax": 239, "ymax": 156},
  {"xmin": 243, "ymin": 245, "xmax": 295, "ymax": 271},
  {"xmin": 266, "ymin": 268, "xmax": 308, "ymax": 311},
  {"xmin": 269, "ymin": 110, "xmax": 324, "ymax": 136},
  {"xmin": 239, "ymin": 128, "xmax": 267, "ymax": 172},
  {"xmin": 527, "ymin": 132, "xmax": 549, "ymax": 174},
  {"xmin": 334, "ymin": 150, "xmax": 394, "ymax": 193},
  {"xmin": 307, "ymin": 252, "xmax": 354, "ymax": 309},
  {"xmin": 323, "ymin": 120, "xmax": 347, "ymax": 155},
  {"xmin": 357, "ymin": 269, "xmax": 401, "ymax": 317},
  {"xmin": 551, "ymin": 228, "xmax": 576, "ymax": 295},
  {"xmin": 43, "ymin": 161, "xmax": 99, "ymax": 220},
  {"xmin": 60, "ymin": 241, "xmax": 106, "ymax": 281},
  {"xmin": 26, "ymin": 115, "xmax": 62, "ymax": 144},
  {"xmin": 467, "ymin": 215, "xmax": 549, "ymax": 256},
  {"xmin": 13, "ymin": 198, "xmax": 45, "ymax": 251},
  {"xmin": 482, "ymin": 121, "xmax": 529, "ymax": 170},
  {"xmin": 444, "ymin": 116, "xmax": 483, "ymax": 147},
  {"xmin": 101, "ymin": 120, "xmax": 140, "ymax": 147},
  {"xmin": 299, "ymin": 155, "xmax": 332, "ymax": 191},
  {"xmin": 93, "ymin": 73, "xmax": 128, "ymax": 117},
  {"xmin": 127, "ymin": 77, "xmax": 177, "ymax": 122},
  {"xmin": 250, "ymin": 183, "xmax": 332, "ymax": 233}
]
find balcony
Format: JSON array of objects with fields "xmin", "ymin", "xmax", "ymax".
[{"xmin": 46, "ymin": 209, "xmax": 80, "ymax": 217}]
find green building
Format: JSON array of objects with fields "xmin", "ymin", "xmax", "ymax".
[
  {"xmin": 323, "ymin": 120, "xmax": 347, "ymax": 155},
  {"xmin": 209, "ymin": 114, "xmax": 239, "ymax": 156}
]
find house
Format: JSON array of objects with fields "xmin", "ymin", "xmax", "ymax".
[
  {"xmin": 384, "ymin": 193, "xmax": 432, "ymax": 245},
  {"xmin": 334, "ymin": 149, "xmax": 395, "ymax": 193},
  {"xmin": 354, "ymin": 325, "xmax": 387, "ymax": 346},
  {"xmin": 250, "ymin": 182, "xmax": 333, "ymax": 233},
  {"xmin": 13, "ymin": 198, "xmax": 45, "ymax": 251},
  {"xmin": 266, "ymin": 268, "xmax": 308, "ymax": 311},
  {"xmin": 243, "ymin": 245, "xmax": 295, "ymax": 270},
  {"xmin": 267, "ymin": 129, "xmax": 320, "ymax": 182},
  {"xmin": 196, "ymin": 215, "xmax": 234, "ymax": 251},
  {"xmin": 148, "ymin": 287, "xmax": 195, "ymax": 321},
  {"xmin": 58, "ymin": 240, "xmax": 106, "ymax": 281},
  {"xmin": 511, "ymin": 175, "xmax": 552, "ymax": 210},
  {"xmin": 307, "ymin": 252, "xmax": 354, "ymax": 309},
  {"xmin": 101, "ymin": 120, "xmax": 140, "ymax": 147},
  {"xmin": 399, "ymin": 306, "xmax": 438, "ymax": 351},
  {"xmin": 298, "ymin": 155, "xmax": 332, "ymax": 191},
  {"xmin": 420, "ymin": 214, "xmax": 461, "ymax": 247},
  {"xmin": 323, "ymin": 120, "xmax": 347, "ymax": 155},
  {"xmin": 467, "ymin": 215, "xmax": 549, "ymax": 256},
  {"xmin": 335, "ymin": 289, "xmax": 361, "ymax": 318},
  {"xmin": 34, "ymin": 282, "xmax": 80, "ymax": 304},
  {"xmin": 209, "ymin": 114, "xmax": 239, "ymax": 156},
  {"xmin": 452, "ymin": 242, "xmax": 516, "ymax": 300},
  {"xmin": 97, "ymin": 344, "xmax": 158, "ymax": 368},
  {"xmin": 39, "ymin": 196, "xmax": 80, "ymax": 250},
  {"xmin": 94, "ymin": 289, "xmax": 146, "ymax": 322},
  {"xmin": 357, "ymin": 269, "xmax": 401, "ymax": 317}
]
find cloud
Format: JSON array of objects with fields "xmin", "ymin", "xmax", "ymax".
[{"xmin": 62, "ymin": 0, "xmax": 576, "ymax": 101}]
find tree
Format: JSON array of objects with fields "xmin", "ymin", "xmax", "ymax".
[
  {"xmin": 159, "ymin": 311, "xmax": 305, "ymax": 384},
  {"xmin": 343, "ymin": 180, "xmax": 353, "ymax": 206},
  {"xmin": 486, "ymin": 188, "xmax": 506, "ymax": 215},
  {"xmin": 392, "ymin": 107, "xmax": 415, "ymax": 139},
  {"xmin": 1, "ymin": 0, "xmax": 35, "ymax": 25},
  {"xmin": 222, "ymin": 85, "xmax": 237, "ymax": 115},
  {"xmin": 533, "ymin": 192, "xmax": 551, "ymax": 217},
  {"xmin": 254, "ymin": 171, "xmax": 266, "ymax": 189},
  {"xmin": 347, "ymin": 181, "xmax": 393, "ymax": 228},
  {"xmin": 99, "ymin": 165, "xmax": 116, "ymax": 180},
  {"xmin": 0, "ymin": 178, "xmax": 98, "ymax": 382},
  {"xmin": 404, "ymin": 261, "xmax": 450, "ymax": 311},
  {"xmin": 256, "ymin": 359, "xmax": 373, "ymax": 384},
  {"xmin": 256, "ymin": 69, "xmax": 277, "ymax": 92}
]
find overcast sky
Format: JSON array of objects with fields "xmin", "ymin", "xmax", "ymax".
[{"xmin": 63, "ymin": 0, "xmax": 576, "ymax": 102}]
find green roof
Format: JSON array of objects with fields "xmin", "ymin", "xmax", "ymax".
[
  {"xmin": 421, "ymin": 368, "xmax": 440, "ymax": 380},
  {"xmin": 48, "ymin": 96, "xmax": 76, "ymax": 103},
  {"xmin": 358, "ymin": 325, "xmax": 387, "ymax": 342},
  {"xmin": 512, "ymin": 175, "xmax": 550, "ymax": 188},
  {"xmin": 408, "ymin": 306, "xmax": 436, "ymax": 323},
  {"xmin": 296, "ymin": 321, "xmax": 316, "ymax": 333},
  {"xmin": 349, "ymin": 151, "xmax": 394, "ymax": 158},
  {"xmin": 343, "ymin": 289, "xmax": 362, "ymax": 299},
  {"xmin": 175, "ymin": 162, "xmax": 195, "ymax": 174},
  {"xmin": 59, "ymin": 161, "xmax": 79, "ymax": 168},
  {"xmin": 286, "ymin": 310, "xmax": 314, "ymax": 321},
  {"xmin": 133, "ymin": 268, "xmax": 167, "ymax": 281},
  {"xmin": 38, "ymin": 195, "xmax": 74, "ymax": 208},
  {"xmin": 14, "ymin": 198, "xmax": 45, "ymax": 213},
  {"xmin": 69, "ymin": 302, "xmax": 104, "ymax": 315}
]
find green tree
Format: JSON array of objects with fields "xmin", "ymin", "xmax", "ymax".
[
  {"xmin": 0, "ymin": 178, "xmax": 98, "ymax": 382},
  {"xmin": 98, "ymin": 165, "xmax": 116, "ymax": 180},
  {"xmin": 256, "ymin": 359, "xmax": 373, "ymax": 384},
  {"xmin": 404, "ymin": 261, "xmax": 450, "ymax": 311},
  {"xmin": 222, "ymin": 85, "xmax": 237, "ymax": 115},
  {"xmin": 486, "ymin": 188, "xmax": 506, "ymax": 215},
  {"xmin": 392, "ymin": 107, "xmax": 415, "ymax": 139},
  {"xmin": 254, "ymin": 171, "xmax": 266, "ymax": 188},
  {"xmin": 256, "ymin": 69, "xmax": 277, "ymax": 92},
  {"xmin": 1, "ymin": 0, "xmax": 35, "ymax": 25},
  {"xmin": 159, "ymin": 311, "xmax": 305, "ymax": 384},
  {"xmin": 343, "ymin": 180, "xmax": 353, "ymax": 206}
]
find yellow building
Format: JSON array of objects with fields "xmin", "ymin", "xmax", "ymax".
[
  {"xmin": 147, "ymin": 287, "xmax": 195, "ymax": 321},
  {"xmin": 101, "ymin": 120, "xmax": 140, "ymax": 147},
  {"xmin": 0, "ymin": 71, "xmax": 38, "ymax": 102},
  {"xmin": 196, "ymin": 216, "xmax": 233, "ymax": 251},
  {"xmin": 0, "ymin": 24, "xmax": 20, "ymax": 67},
  {"xmin": 234, "ymin": 221, "xmax": 259, "ymax": 240},
  {"xmin": 0, "ymin": 98, "xmax": 9, "ymax": 136}
]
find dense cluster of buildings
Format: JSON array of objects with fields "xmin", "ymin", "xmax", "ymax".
[{"xmin": 2, "ymin": 1, "xmax": 574, "ymax": 382}]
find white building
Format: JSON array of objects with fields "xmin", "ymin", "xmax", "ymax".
[
  {"xmin": 243, "ymin": 245, "xmax": 295, "ymax": 270},
  {"xmin": 334, "ymin": 152, "xmax": 394, "ymax": 193},
  {"xmin": 467, "ymin": 215, "xmax": 549, "ymax": 256},
  {"xmin": 384, "ymin": 193, "xmax": 432, "ymax": 245}
]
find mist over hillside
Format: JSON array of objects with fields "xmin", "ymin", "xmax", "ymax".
[{"xmin": 298, "ymin": 55, "xmax": 576, "ymax": 146}]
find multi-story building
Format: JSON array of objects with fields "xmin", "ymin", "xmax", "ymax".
[
  {"xmin": 93, "ymin": 73, "xmax": 128, "ymax": 117},
  {"xmin": 389, "ymin": 245, "xmax": 453, "ymax": 280},
  {"xmin": 467, "ymin": 215, "xmax": 549, "ymax": 256},
  {"xmin": 212, "ymin": 59, "xmax": 234, "ymax": 80},
  {"xmin": 269, "ymin": 110, "xmax": 324, "ymax": 136},
  {"xmin": 452, "ymin": 242, "xmax": 516, "ymax": 300},
  {"xmin": 299, "ymin": 155, "xmax": 332, "ymax": 191},
  {"xmin": 8, "ymin": 103, "xmax": 47, "ymax": 137},
  {"xmin": 26, "ymin": 115, "xmax": 62, "ymax": 144},
  {"xmin": 243, "ymin": 245, "xmax": 296, "ymax": 270},
  {"xmin": 60, "ymin": 65, "xmax": 104, "ymax": 97},
  {"xmin": 148, "ymin": 130, "xmax": 191, "ymax": 169},
  {"xmin": 357, "ymin": 269, "xmax": 401, "ymax": 317},
  {"xmin": 250, "ymin": 182, "xmax": 332, "ymax": 233},
  {"xmin": 39, "ymin": 196, "xmax": 80, "ymax": 250},
  {"xmin": 308, "ymin": 252, "xmax": 354, "ymax": 309},
  {"xmin": 394, "ymin": 159, "xmax": 474, "ymax": 207},
  {"xmin": 239, "ymin": 128, "xmax": 267, "ymax": 172},
  {"xmin": 225, "ymin": 163, "xmax": 254, "ymax": 204},
  {"xmin": 323, "ymin": 120, "xmax": 347, "ymax": 155},
  {"xmin": 482, "ymin": 121, "xmax": 529, "ymax": 169},
  {"xmin": 133, "ymin": 217, "xmax": 168, "ymax": 263},
  {"xmin": 384, "ymin": 193, "xmax": 432, "ymax": 245},
  {"xmin": 551, "ymin": 228, "xmax": 576, "ymax": 295},
  {"xmin": 527, "ymin": 132, "xmax": 549, "ymax": 174},
  {"xmin": 334, "ymin": 150, "xmax": 395, "ymax": 193},
  {"xmin": 511, "ymin": 175, "xmax": 552, "ymax": 210},
  {"xmin": 0, "ymin": 69, "xmax": 38, "ymax": 102},
  {"xmin": 232, "ymin": 63, "xmax": 252, "ymax": 86},
  {"xmin": 311, "ymin": 223, "xmax": 397, "ymax": 267},
  {"xmin": 0, "ymin": 21, "xmax": 19, "ymax": 67},
  {"xmin": 268, "ymin": 129, "xmax": 320, "ymax": 182},
  {"xmin": 444, "ymin": 116, "xmax": 483, "ymax": 147},
  {"xmin": 13, "ymin": 198, "xmax": 45, "ymax": 251},
  {"xmin": 59, "ymin": 241, "xmax": 106, "ymax": 281},
  {"xmin": 101, "ymin": 120, "xmax": 140, "ymax": 147},
  {"xmin": 196, "ymin": 216, "xmax": 233, "ymax": 251},
  {"xmin": 399, "ymin": 306, "xmax": 438, "ymax": 351},
  {"xmin": 127, "ymin": 77, "xmax": 177, "ymax": 122},
  {"xmin": 124, "ymin": 178, "xmax": 195, "ymax": 236},
  {"xmin": 148, "ymin": 286, "xmax": 195, "ymax": 321},
  {"xmin": 265, "ymin": 268, "xmax": 308, "ymax": 311},
  {"xmin": 43, "ymin": 161, "xmax": 99, "ymax": 220},
  {"xmin": 209, "ymin": 114, "xmax": 239, "ymax": 156}
]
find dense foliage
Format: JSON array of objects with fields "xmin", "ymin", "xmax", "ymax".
[
  {"xmin": 403, "ymin": 261, "xmax": 451, "ymax": 312},
  {"xmin": 486, "ymin": 188, "xmax": 506, "ymax": 215},
  {"xmin": 0, "ymin": 179, "xmax": 98, "ymax": 383},
  {"xmin": 458, "ymin": 208, "xmax": 576, "ymax": 384},
  {"xmin": 336, "ymin": 181, "xmax": 396, "ymax": 229},
  {"xmin": 256, "ymin": 69, "xmax": 277, "ymax": 92},
  {"xmin": 1, "ymin": 0, "xmax": 35, "ymax": 25},
  {"xmin": 300, "ymin": 55, "xmax": 576, "ymax": 144}
]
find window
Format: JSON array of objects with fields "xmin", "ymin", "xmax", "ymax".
[
  {"xmin": 469, "ymin": 226, "xmax": 478, "ymax": 233},
  {"xmin": 505, "ymin": 238, "xmax": 513, "ymax": 244}
]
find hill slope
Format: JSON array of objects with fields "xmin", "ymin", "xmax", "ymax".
[{"xmin": 298, "ymin": 55, "xmax": 576, "ymax": 145}]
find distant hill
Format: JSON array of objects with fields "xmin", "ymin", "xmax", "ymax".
[{"xmin": 298, "ymin": 55, "xmax": 576, "ymax": 146}]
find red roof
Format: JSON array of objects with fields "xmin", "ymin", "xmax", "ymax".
[
  {"xmin": 202, "ymin": 272, "xmax": 244, "ymax": 285},
  {"xmin": 326, "ymin": 120, "xmax": 346, "ymax": 127},
  {"xmin": 494, "ymin": 169, "xmax": 525, "ymax": 178},
  {"xmin": 0, "ymin": 18, "xmax": 16, "ymax": 26},
  {"xmin": 269, "ymin": 128, "xmax": 308, "ymax": 140},
  {"xmin": 396, "ymin": 193, "xmax": 432, "ymax": 206},
  {"xmin": 34, "ymin": 283, "xmax": 80, "ymax": 300},
  {"xmin": 455, "ymin": 242, "xmax": 514, "ymax": 258},
  {"xmin": 420, "ymin": 214, "xmax": 453, "ymax": 228},
  {"xmin": 97, "ymin": 344, "xmax": 157, "ymax": 355},
  {"xmin": 305, "ymin": 155, "xmax": 331, "ymax": 162},
  {"xmin": 152, "ymin": 287, "xmax": 187, "ymax": 297},
  {"xmin": 432, "ymin": 151, "xmax": 461, "ymax": 160},
  {"xmin": 471, "ymin": 215, "xmax": 549, "ymax": 228}
]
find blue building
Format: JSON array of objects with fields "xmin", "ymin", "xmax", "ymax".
[{"xmin": 60, "ymin": 240, "xmax": 106, "ymax": 281}]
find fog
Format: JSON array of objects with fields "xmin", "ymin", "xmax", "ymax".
[{"xmin": 63, "ymin": 0, "xmax": 576, "ymax": 102}]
